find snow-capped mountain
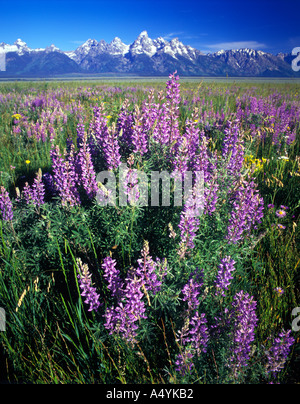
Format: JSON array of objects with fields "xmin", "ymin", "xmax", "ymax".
[
  {"xmin": 210, "ymin": 48, "xmax": 293, "ymax": 77},
  {"xmin": 0, "ymin": 38, "xmax": 63, "ymax": 55},
  {"xmin": 0, "ymin": 39, "xmax": 80, "ymax": 75},
  {"xmin": 0, "ymin": 39, "xmax": 33, "ymax": 55},
  {"xmin": 0, "ymin": 32, "xmax": 299, "ymax": 77},
  {"xmin": 130, "ymin": 30, "xmax": 158, "ymax": 57}
]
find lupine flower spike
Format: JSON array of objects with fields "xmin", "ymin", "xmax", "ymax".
[{"xmin": 77, "ymin": 258, "xmax": 101, "ymax": 312}]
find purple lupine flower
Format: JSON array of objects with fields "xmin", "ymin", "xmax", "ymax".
[
  {"xmin": 166, "ymin": 71, "xmax": 181, "ymax": 107},
  {"xmin": 23, "ymin": 169, "xmax": 45, "ymax": 207},
  {"xmin": 64, "ymin": 145, "xmax": 81, "ymax": 206},
  {"xmin": 124, "ymin": 168, "xmax": 140, "ymax": 205},
  {"xmin": 102, "ymin": 123, "xmax": 122, "ymax": 170},
  {"xmin": 175, "ymin": 311, "xmax": 209, "ymax": 376},
  {"xmin": 165, "ymin": 71, "xmax": 181, "ymax": 148},
  {"xmin": 76, "ymin": 258, "xmax": 101, "ymax": 312},
  {"xmin": 186, "ymin": 312, "xmax": 209, "ymax": 356},
  {"xmin": 204, "ymin": 171, "xmax": 219, "ymax": 215},
  {"xmin": 0, "ymin": 186, "xmax": 13, "ymax": 221},
  {"xmin": 172, "ymin": 136, "xmax": 190, "ymax": 174},
  {"xmin": 215, "ymin": 256, "xmax": 236, "ymax": 297},
  {"xmin": 102, "ymin": 256, "xmax": 124, "ymax": 299},
  {"xmin": 50, "ymin": 144, "xmax": 81, "ymax": 207},
  {"xmin": 152, "ymin": 72, "xmax": 181, "ymax": 148},
  {"xmin": 172, "ymin": 109, "xmax": 200, "ymax": 173},
  {"xmin": 178, "ymin": 173, "xmax": 204, "ymax": 258},
  {"xmin": 175, "ymin": 349, "xmax": 194, "ymax": 376},
  {"xmin": 92, "ymin": 105, "xmax": 121, "ymax": 170},
  {"xmin": 265, "ymin": 329, "xmax": 295, "ymax": 375},
  {"xmin": 89, "ymin": 105, "xmax": 106, "ymax": 155},
  {"xmin": 76, "ymin": 132, "xmax": 98, "ymax": 199},
  {"xmin": 175, "ymin": 270, "xmax": 208, "ymax": 376},
  {"xmin": 131, "ymin": 105, "xmax": 148, "ymax": 156},
  {"xmin": 226, "ymin": 178, "xmax": 264, "ymax": 244},
  {"xmin": 121, "ymin": 155, "xmax": 140, "ymax": 206},
  {"xmin": 104, "ymin": 273, "xmax": 147, "ymax": 344},
  {"xmin": 76, "ymin": 121, "xmax": 85, "ymax": 149},
  {"xmin": 23, "ymin": 182, "xmax": 32, "ymax": 205},
  {"xmin": 141, "ymin": 89, "xmax": 159, "ymax": 134},
  {"xmin": 196, "ymin": 145, "xmax": 219, "ymax": 217},
  {"xmin": 152, "ymin": 101, "xmax": 170, "ymax": 145},
  {"xmin": 182, "ymin": 275, "xmax": 203, "ymax": 313},
  {"xmin": 222, "ymin": 121, "xmax": 245, "ymax": 183},
  {"xmin": 192, "ymin": 134, "xmax": 210, "ymax": 181},
  {"xmin": 117, "ymin": 99, "xmax": 134, "ymax": 148},
  {"xmin": 174, "ymin": 110, "xmax": 202, "ymax": 174},
  {"xmin": 136, "ymin": 240, "xmax": 165, "ymax": 295},
  {"xmin": 229, "ymin": 291, "xmax": 258, "ymax": 374},
  {"xmin": 31, "ymin": 171, "xmax": 45, "ymax": 207}
]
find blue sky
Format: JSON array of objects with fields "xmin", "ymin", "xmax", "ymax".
[{"xmin": 0, "ymin": 0, "xmax": 299, "ymax": 54}]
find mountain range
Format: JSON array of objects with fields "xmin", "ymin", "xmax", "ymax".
[{"xmin": 0, "ymin": 32, "xmax": 298, "ymax": 77}]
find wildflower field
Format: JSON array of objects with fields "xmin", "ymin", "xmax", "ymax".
[{"xmin": 0, "ymin": 74, "xmax": 299, "ymax": 384}]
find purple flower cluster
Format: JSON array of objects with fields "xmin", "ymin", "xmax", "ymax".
[
  {"xmin": 173, "ymin": 111, "xmax": 200, "ymax": 174},
  {"xmin": 204, "ymin": 169, "xmax": 219, "ymax": 215},
  {"xmin": 265, "ymin": 330, "xmax": 295, "ymax": 376},
  {"xmin": 174, "ymin": 349, "xmax": 194, "ymax": 376},
  {"xmin": 103, "ymin": 242, "xmax": 165, "ymax": 344},
  {"xmin": 222, "ymin": 121, "xmax": 245, "ymax": 182},
  {"xmin": 229, "ymin": 291, "xmax": 258, "ymax": 374},
  {"xmin": 178, "ymin": 174, "xmax": 204, "ymax": 258},
  {"xmin": 181, "ymin": 275, "xmax": 203, "ymax": 313},
  {"xmin": 175, "ymin": 310, "xmax": 209, "ymax": 377},
  {"xmin": 92, "ymin": 105, "xmax": 121, "ymax": 170},
  {"xmin": 120, "ymin": 154, "xmax": 141, "ymax": 206},
  {"xmin": 117, "ymin": 99, "xmax": 134, "ymax": 148},
  {"xmin": 215, "ymin": 256, "xmax": 236, "ymax": 297},
  {"xmin": 152, "ymin": 72, "xmax": 181, "ymax": 148},
  {"xmin": 76, "ymin": 132, "xmax": 98, "ymax": 199},
  {"xmin": 102, "ymin": 256, "xmax": 123, "ymax": 299},
  {"xmin": 227, "ymin": 178, "xmax": 264, "ymax": 244},
  {"xmin": 50, "ymin": 144, "xmax": 81, "ymax": 207},
  {"xmin": 175, "ymin": 271, "xmax": 209, "ymax": 375},
  {"xmin": 136, "ymin": 240, "xmax": 166, "ymax": 294},
  {"xmin": 23, "ymin": 169, "xmax": 45, "ymax": 207},
  {"xmin": 102, "ymin": 124, "xmax": 122, "ymax": 170},
  {"xmin": 77, "ymin": 258, "xmax": 101, "ymax": 312},
  {"xmin": 0, "ymin": 186, "xmax": 13, "ymax": 221},
  {"xmin": 131, "ymin": 105, "xmax": 148, "ymax": 156},
  {"xmin": 104, "ymin": 272, "xmax": 147, "ymax": 344},
  {"xmin": 236, "ymin": 93, "xmax": 298, "ymax": 146},
  {"xmin": 187, "ymin": 312, "xmax": 209, "ymax": 356},
  {"xmin": 141, "ymin": 89, "xmax": 159, "ymax": 135}
]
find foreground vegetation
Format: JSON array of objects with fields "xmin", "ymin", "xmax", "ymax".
[{"xmin": 0, "ymin": 75, "xmax": 299, "ymax": 384}]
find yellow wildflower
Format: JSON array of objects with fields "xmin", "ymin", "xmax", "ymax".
[
  {"xmin": 25, "ymin": 160, "xmax": 31, "ymax": 165},
  {"xmin": 12, "ymin": 113, "xmax": 22, "ymax": 120}
]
